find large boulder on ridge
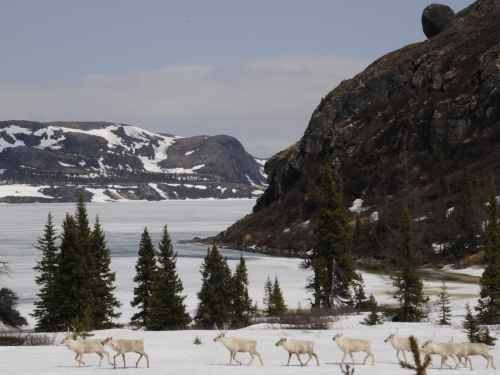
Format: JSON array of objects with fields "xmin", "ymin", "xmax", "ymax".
[{"xmin": 422, "ymin": 3, "xmax": 455, "ymax": 38}]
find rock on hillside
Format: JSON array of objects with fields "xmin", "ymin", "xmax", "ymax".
[{"xmin": 200, "ymin": 0, "xmax": 500, "ymax": 257}]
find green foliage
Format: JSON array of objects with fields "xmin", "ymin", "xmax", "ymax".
[
  {"xmin": 195, "ymin": 244, "xmax": 233, "ymax": 328},
  {"xmin": 399, "ymin": 336, "xmax": 431, "ymax": 375},
  {"xmin": 353, "ymin": 272, "xmax": 368, "ymax": 310},
  {"xmin": 268, "ymin": 276, "xmax": 287, "ymax": 315},
  {"xmin": 362, "ymin": 294, "xmax": 383, "ymax": 325},
  {"xmin": 476, "ymin": 179, "xmax": 500, "ymax": 324},
  {"xmin": 301, "ymin": 164, "xmax": 355, "ymax": 308},
  {"xmin": 148, "ymin": 225, "xmax": 191, "ymax": 330},
  {"xmin": 193, "ymin": 334, "xmax": 202, "ymax": 345},
  {"xmin": 31, "ymin": 213, "xmax": 61, "ymax": 332},
  {"xmin": 90, "ymin": 216, "xmax": 122, "ymax": 329},
  {"xmin": 130, "ymin": 227, "xmax": 157, "ymax": 327},
  {"xmin": 463, "ymin": 303, "xmax": 497, "ymax": 346},
  {"xmin": 263, "ymin": 275, "xmax": 273, "ymax": 313},
  {"xmin": 230, "ymin": 254, "xmax": 255, "ymax": 327},
  {"xmin": 33, "ymin": 196, "xmax": 122, "ymax": 331},
  {"xmin": 69, "ymin": 306, "xmax": 94, "ymax": 339},
  {"xmin": 390, "ymin": 206, "xmax": 429, "ymax": 322},
  {"xmin": 437, "ymin": 280, "xmax": 452, "ymax": 325}
]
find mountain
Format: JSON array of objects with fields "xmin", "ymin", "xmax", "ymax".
[
  {"xmin": 0, "ymin": 121, "xmax": 266, "ymax": 202},
  {"xmin": 201, "ymin": 0, "xmax": 500, "ymax": 262}
]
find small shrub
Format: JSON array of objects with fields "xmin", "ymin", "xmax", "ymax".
[{"xmin": 193, "ymin": 334, "xmax": 202, "ymax": 345}]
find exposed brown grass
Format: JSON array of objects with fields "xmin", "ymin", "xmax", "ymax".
[
  {"xmin": 452, "ymin": 251, "xmax": 485, "ymax": 269},
  {"xmin": 0, "ymin": 331, "xmax": 59, "ymax": 346}
]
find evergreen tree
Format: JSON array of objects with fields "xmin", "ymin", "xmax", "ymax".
[
  {"xmin": 301, "ymin": 164, "xmax": 355, "ymax": 308},
  {"xmin": 70, "ymin": 306, "xmax": 94, "ymax": 339},
  {"xmin": 31, "ymin": 213, "xmax": 61, "ymax": 332},
  {"xmin": 230, "ymin": 254, "xmax": 254, "ymax": 327},
  {"xmin": 476, "ymin": 179, "xmax": 500, "ymax": 324},
  {"xmin": 268, "ymin": 276, "xmax": 287, "ymax": 315},
  {"xmin": 0, "ymin": 287, "xmax": 28, "ymax": 329},
  {"xmin": 363, "ymin": 294, "xmax": 383, "ymax": 325},
  {"xmin": 54, "ymin": 213, "xmax": 79, "ymax": 328},
  {"xmin": 91, "ymin": 216, "xmax": 122, "ymax": 329},
  {"xmin": 263, "ymin": 275, "xmax": 273, "ymax": 314},
  {"xmin": 353, "ymin": 272, "xmax": 368, "ymax": 310},
  {"xmin": 148, "ymin": 225, "xmax": 191, "ymax": 330},
  {"xmin": 437, "ymin": 280, "xmax": 452, "ymax": 325},
  {"xmin": 195, "ymin": 244, "xmax": 233, "ymax": 328},
  {"xmin": 391, "ymin": 206, "xmax": 429, "ymax": 322},
  {"xmin": 130, "ymin": 227, "xmax": 157, "ymax": 327},
  {"xmin": 461, "ymin": 303, "xmax": 496, "ymax": 346}
]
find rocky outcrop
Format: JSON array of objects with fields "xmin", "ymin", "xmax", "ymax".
[
  {"xmin": 422, "ymin": 3, "xmax": 455, "ymax": 38},
  {"xmin": 201, "ymin": 0, "xmax": 500, "ymax": 255}
]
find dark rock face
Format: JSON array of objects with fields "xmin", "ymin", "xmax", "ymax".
[
  {"xmin": 202, "ymin": 0, "xmax": 500, "ymax": 255},
  {"xmin": 159, "ymin": 135, "xmax": 266, "ymax": 186},
  {"xmin": 422, "ymin": 3, "xmax": 455, "ymax": 38}
]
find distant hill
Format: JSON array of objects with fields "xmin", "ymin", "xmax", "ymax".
[{"xmin": 0, "ymin": 121, "xmax": 266, "ymax": 202}]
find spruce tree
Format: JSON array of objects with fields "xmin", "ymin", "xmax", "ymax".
[
  {"xmin": 130, "ymin": 227, "xmax": 157, "ymax": 327},
  {"xmin": 437, "ymin": 280, "xmax": 452, "ymax": 325},
  {"xmin": 91, "ymin": 216, "xmax": 122, "ymax": 329},
  {"xmin": 230, "ymin": 254, "xmax": 254, "ymax": 327},
  {"xmin": 269, "ymin": 276, "xmax": 287, "ymax": 315},
  {"xmin": 54, "ymin": 213, "xmax": 79, "ymax": 328},
  {"xmin": 195, "ymin": 244, "xmax": 233, "ymax": 328},
  {"xmin": 148, "ymin": 225, "xmax": 191, "ymax": 330},
  {"xmin": 476, "ymin": 179, "xmax": 500, "ymax": 324},
  {"xmin": 391, "ymin": 206, "xmax": 429, "ymax": 322},
  {"xmin": 263, "ymin": 275, "xmax": 273, "ymax": 314},
  {"xmin": 353, "ymin": 272, "xmax": 368, "ymax": 310},
  {"xmin": 363, "ymin": 294, "xmax": 383, "ymax": 325},
  {"xmin": 31, "ymin": 213, "xmax": 61, "ymax": 332},
  {"xmin": 301, "ymin": 164, "xmax": 355, "ymax": 308}
]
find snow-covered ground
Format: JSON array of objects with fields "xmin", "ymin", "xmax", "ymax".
[
  {"xmin": 0, "ymin": 201, "xmax": 496, "ymax": 374},
  {"xmin": 1, "ymin": 310, "xmax": 499, "ymax": 374}
]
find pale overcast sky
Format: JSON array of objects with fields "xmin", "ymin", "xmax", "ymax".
[{"xmin": 0, "ymin": 0, "xmax": 472, "ymax": 157}]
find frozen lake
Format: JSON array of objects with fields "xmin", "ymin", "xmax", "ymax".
[{"xmin": 0, "ymin": 200, "xmax": 481, "ymax": 328}]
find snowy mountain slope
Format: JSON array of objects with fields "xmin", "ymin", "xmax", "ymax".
[{"xmin": 0, "ymin": 121, "xmax": 267, "ymax": 201}]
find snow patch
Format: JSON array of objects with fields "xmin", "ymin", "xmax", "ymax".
[
  {"xmin": 370, "ymin": 211, "xmax": 379, "ymax": 221},
  {"xmin": 0, "ymin": 185, "xmax": 53, "ymax": 199},
  {"xmin": 252, "ymin": 190, "xmax": 264, "ymax": 195},
  {"xmin": 148, "ymin": 183, "xmax": 168, "ymax": 199},
  {"xmin": 185, "ymin": 150, "xmax": 195, "ymax": 156},
  {"xmin": 58, "ymin": 162, "xmax": 75, "ymax": 167}
]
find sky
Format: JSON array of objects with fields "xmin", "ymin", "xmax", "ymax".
[{"xmin": 0, "ymin": 0, "xmax": 473, "ymax": 158}]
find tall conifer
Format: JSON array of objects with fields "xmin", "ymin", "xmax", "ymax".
[
  {"xmin": 91, "ymin": 216, "xmax": 122, "ymax": 329},
  {"xmin": 55, "ymin": 213, "xmax": 78, "ymax": 328},
  {"xmin": 195, "ymin": 244, "xmax": 232, "ymax": 328},
  {"xmin": 130, "ymin": 227, "xmax": 157, "ymax": 327},
  {"xmin": 476, "ymin": 179, "xmax": 500, "ymax": 324},
  {"xmin": 437, "ymin": 280, "xmax": 452, "ymax": 325},
  {"xmin": 148, "ymin": 225, "xmax": 191, "ymax": 330},
  {"xmin": 263, "ymin": 275, "xmax": 273, "ymax": 314},
  {"xmin": 269, "ymin": 276, "xmax": 287, "ymax": 315},
  {"xmin": 231, "ymin": 254, "xmax": 254, "ymax": 327},
  {"xmin": 31, "ymin": 213, "xmax": 61, "ymax": 332},
  {"xmin": 301, "ymin": 164, "xmax": 355, "ymax": 308},
  {"xmin": 391, "ymin": 206, "xmax": 429, "ymax": 322}
]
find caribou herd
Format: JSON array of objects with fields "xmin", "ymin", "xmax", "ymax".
[{"xmin": 60, "ymin": 326, "xmax": 495, "ymax": 370}]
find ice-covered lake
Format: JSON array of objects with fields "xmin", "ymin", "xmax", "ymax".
[{"xmin": 0, "ymin": 200, "xmax": 481, "ymax": 328}]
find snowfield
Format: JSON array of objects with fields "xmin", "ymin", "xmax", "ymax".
[{"xmin": 2, "ymin": 311, "xmax": 499, "ymax": 374}]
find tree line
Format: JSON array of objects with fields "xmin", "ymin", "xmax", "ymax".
[{"xmin": 29, "ymin": 195, "xmax": 288, "ymax": 332}]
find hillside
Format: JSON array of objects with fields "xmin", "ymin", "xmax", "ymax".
[
  {"xmin": 201, "ymin": 0, "xmax": 500, "ymax": 264},
  {"xmin": 0, "ymin": 121, "xmax": 266, "ymax": 202}
]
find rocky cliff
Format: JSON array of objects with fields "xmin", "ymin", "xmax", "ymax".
[{"xmin": 201, "ymin": 0, "xmax": 500, "ymax": 259}]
